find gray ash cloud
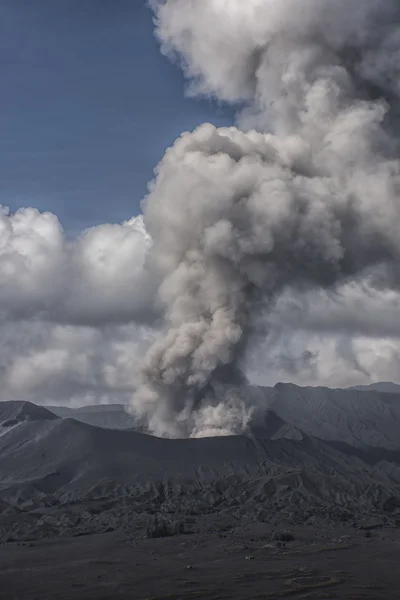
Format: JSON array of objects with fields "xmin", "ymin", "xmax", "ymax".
[{"xmin": 130, "ymin": 0, "xmax": 400, "ymax": 437}]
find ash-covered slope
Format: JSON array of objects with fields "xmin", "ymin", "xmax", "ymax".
[
  {"xmin": 0, "ymin": 401, "xmax": 58, "ymax": 428},
  {"xmin": 264, "ymin": 383, "xmax": 400, "ymax": 451},
  {"xmin": 348, "ymin": 382, "xmax": 400, "ymax": 394},
  {"xmin": 0, "ymin": 415, "xmax": 296, "ymax": 501},
  {"xmin": 46, "ymin": 404, "xmax": 136, "ymax": 430},
  {"xmin": 1, "ymin": 402, "xmax": 400, "ymax": 541},
  {"xmin": 44, "ymin": 382, "xmax": 400, "ymax": 447}
]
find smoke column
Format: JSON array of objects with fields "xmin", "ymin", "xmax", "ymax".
[{"xmin": 130, "ymin": 0, "xmax": 400, "ymax": 438}]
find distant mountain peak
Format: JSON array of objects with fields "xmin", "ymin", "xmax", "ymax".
[
  {"xmin": 347, "ymin": 382, "xmax": 400, "ymax": 394},
  {"xmin": 0, "ymin": 401, "xmax": 58, "ymax": 428}
]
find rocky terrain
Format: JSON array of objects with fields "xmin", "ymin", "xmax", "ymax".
[
  {"xmin": 1, "ymin": 386, "xmax": 400, "ymax": 598},
  {"xmin": 1, "ymin": 385, "xmax": 400, "ymax": 546}
]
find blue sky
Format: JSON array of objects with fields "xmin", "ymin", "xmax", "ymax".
[{"xmin": 0, "ymin": 0, "xmax": 234, "ymax": 234}]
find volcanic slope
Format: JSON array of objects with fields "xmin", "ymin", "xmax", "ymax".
[
  {"xmin": 1, "ymin": 401, "xmax": 400, "ymax": 542},
  {"xmin": 47, "ymin": 404, "xmax": 137, "ymax": 430},
  {"xmin": 0, "ymin": 401, "xmax": 58, "ymax": 429},
  {"xmin": 264, "ymin": 383, "xmax": 400, "ymax": 451},
  {"xmin": 348, "ymin": 382, "xmax": 400, "ymax": 394}
]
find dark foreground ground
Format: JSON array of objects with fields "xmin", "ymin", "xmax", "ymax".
[{"xmin": 1, "ymin": 525, "xmax": 399, "ymax": 599}]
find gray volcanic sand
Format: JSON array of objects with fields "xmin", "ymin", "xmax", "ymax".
[{"xmin": 1, "ymin": 525, "xmax": 399, "ymax": 599}]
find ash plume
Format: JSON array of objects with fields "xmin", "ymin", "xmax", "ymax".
[{"xmin": 130, "ymin": 0, "xmax": 400, "ymax": 438}]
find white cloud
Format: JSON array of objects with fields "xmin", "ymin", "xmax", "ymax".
[
  {"xmin": 247, "ymin": 280, "xmax": 400, "ymax": 388},
  {"xmin": 0, "ymin": 206, "xmax": 156, "ymax": 406},
  {"xmin": 247, "ymin": 329, "xmax": 400, "ymax": 389},
  {"xmin": 0, "ymin": 206, "xmax": 154, "ymax": 324},
  {"xmin": 0, "ymin": 319, "xmax": 154, "ymax": 406}
]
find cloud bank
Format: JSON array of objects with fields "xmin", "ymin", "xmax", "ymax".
[
  {"xmin": 0, "ymin": 207, "xmax": 153, "ymax": 325},
  {"xmin": 0, "ymin": 207, "xmax": 155, "ymax": 406},
  {"xmin": 1, "ymin": 204, "xmax": 400, "ymax": 409}
]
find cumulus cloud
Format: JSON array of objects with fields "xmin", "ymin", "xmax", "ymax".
[
  {"xmin": 0, "ymin": 206, "xmax": 156, "ymax": 407},
  {"xmin": 0, "ymin": 206, "xmax": 155, "ymax": 324},
  {"xmin": 247, "ymin": 328, "xmax": 400, "ymax": 391},
  {"xmin": 0, "ymin": 319, "xmax": 154, "ymax": 406},
  {"xmin": 267, "ymin": 281, "xmax": 400, "ymax": 339}
]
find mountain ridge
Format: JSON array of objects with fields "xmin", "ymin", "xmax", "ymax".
[
  {"xmin": 2, "ymin": 384, "xmax": 400, "ymax": 541},
  {"xmin": 1, "ymin": 397, "xmax": 400, "ymax": 542},
  {"xmin": 0, "ymin": 401, "xmax": 59, "ymax": 428}
]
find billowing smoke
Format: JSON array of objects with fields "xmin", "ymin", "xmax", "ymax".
[{"xmin": 130, "ymin": 0, "xmax": 400, "ymax": 438}]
